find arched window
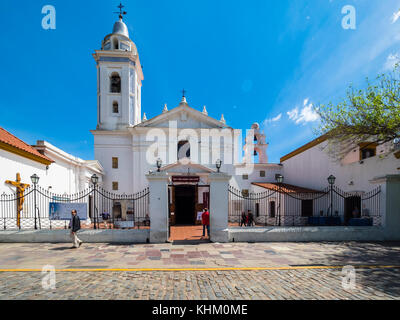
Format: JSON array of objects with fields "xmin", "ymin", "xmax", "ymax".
[
  {"xmin": 112, "ymin": 101, "xmax": 119, "ymax": 113},
  {"xmin": 177, "ymin": 140, "xmax": 190, "ymax": 160},
  {"xmin": 110, "ymin": 73, "xmax": 121, "ymax": 93},
  {"xmin": 269, "ymin": 201, "xmax": 276, "ymax": 218},
  {"xmin": 112, "ymin": 37, "xmax": 119, "ymax": 50}
]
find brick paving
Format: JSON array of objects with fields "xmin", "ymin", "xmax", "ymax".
[
  {"xmin": 0, "ymin": 241, "xmax": 399, "ymax": 269},
  {"xmin": 169, "ymin": 225, "xmax": 208, "ymax": 241},
  {"xmin": 0, "ymin": 242, "xmax": 399, "ymax": 300},
  {"xmin": 0, "ymin": 268, "xmax": 399, "ymax": 300}
]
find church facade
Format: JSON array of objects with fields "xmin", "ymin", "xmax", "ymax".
[{"xmin": 91, "ymin": 17, "xmax": 283, "ymax": 226}]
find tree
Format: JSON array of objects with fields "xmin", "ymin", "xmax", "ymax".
[{"xmin": 315, "ymin": 65, "xmax": 400, "ymax": 160}]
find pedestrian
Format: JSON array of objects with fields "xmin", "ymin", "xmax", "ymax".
[
  {"xmin": 69, "ymin": 209, "xmax": 82, "ymax": 248},
  {"xmin": 101, "ymin": 212, "xmax": 110, "ymax": 229},
  {"xmin": 240, "ymin": 211, "xmax": 247, "ymax": 227},
  {"xmin": 247, "ymin": 210, "xmax": 255, "ymax": 227},
  {"xmin": 201, "ymin": 208, "xmax": 210, "ymax": 238},
  {"xmin": 352, "ymin": 206, "xmax": 360, "ymax": 219}
]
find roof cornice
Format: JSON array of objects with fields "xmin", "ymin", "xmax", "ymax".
[
  {"xmin": 0, "ymin": 141, "xmax": 53, "ymax": 166},
  {"xmin": 90, "ymin": 129, "xmax": 131, "ymax": 136},
  {"xmin": 92, "ymin": 50, "xmax": 144, "ymax": 82},
  {"xmin": 280, "ymin": 134, "xmax": 328, "ymax": 163},
  {"xmin": 134, "ymin": 105, "xmax": 232, "ymax": 129}
]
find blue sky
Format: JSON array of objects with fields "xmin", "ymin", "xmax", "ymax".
[{"xmin": 1, "ymin": 0, "xmax": 400, "ymax": 163}]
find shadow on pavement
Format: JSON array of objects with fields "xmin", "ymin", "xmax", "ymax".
[
  {"xmin": 172, "ymin": 240, "xmax": 211, "ymax": 245},
  {"xmin": 49, "ymin": 246, "xmax": 75, "ymax": 251},
  {"xmin": 307, "ymin": 241, "xmax": 400, "ymax": 297}
]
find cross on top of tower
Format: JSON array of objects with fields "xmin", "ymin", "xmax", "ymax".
[
  {"xmin": 114, "ymin": 2, "xmax": 127, "ymax": 20},
  {"xmin": 182, "ymin": 89, "xmax": 186, "ymax": 97}
]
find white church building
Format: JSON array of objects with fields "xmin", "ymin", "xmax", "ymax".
[
  {"xmin": 91, "ymin": 16, "xmax": 283, "ymax": 188},
  {"xmin": 0, "ymin": 12, "xmax": 399, "ymax": 243}
]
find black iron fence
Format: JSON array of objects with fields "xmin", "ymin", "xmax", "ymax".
[
  {"xmin": 0, "ymin": 185, "xmax": 149, "ymax": 230},
  {"xmin": 228, "ymin": 184, "xmax": 381, "ymax": 227}
]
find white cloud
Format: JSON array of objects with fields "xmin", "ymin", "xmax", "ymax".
[
  {"xmin": 392, "ymin": 9, "xmax": 400, "ymax": 23},
  {"xmin": 264, "ymin": 113, "xmax": 282, "ymax": 124},
  {"xmin": 384, "ymin": 53, "xmax": 400, "ymax": 70},
  {"xmin": 287, "ymin": 99, "xmax": 319, "ymax": 125},
  {"xmin": 287, "ymin": 108, "xmax": 299, "ymax": 121},
  {"xmin": 271, "ymin": 113, "xmax": 282, "ymax": 122}
]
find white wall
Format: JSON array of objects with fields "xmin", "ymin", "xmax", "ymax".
[
  {"xmin": 282, "ymin": 141, "xmax": 400, "ymax": 192},
  {"xmin": 0, "ymin": 149, "xmax": 47, "ymax": 194},
  {"xmin": 1, "ymin": 150, "xmax": 79, "ymax": 194},
  {"xmin": 1, "ymin": 145, "xmax": 103, "ymax": 195},
  {"xmin": 229, "ymin": 165, "xmax": 283, "ymax": 191},
  {"xmin": 94, "ymin": 133, "xmax": 134, "ymax": 192}
]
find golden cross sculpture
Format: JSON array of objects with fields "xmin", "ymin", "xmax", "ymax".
[{"xmin": 5, "ymin": 173, "xmax": 30, "ymax": 228}]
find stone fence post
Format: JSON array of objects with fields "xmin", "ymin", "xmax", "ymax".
[
  {"xmin": 371, "ymin": 174, "xmax": 400, "ymax": 240},
  {"xmin": 146, "ymin": 172, "xmax": 169, "ymax": 243},
  {"xmin": 209, "ymin": 172, "xmax": 231, "ymax": 243}
]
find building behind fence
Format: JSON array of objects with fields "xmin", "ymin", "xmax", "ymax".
[
  {"xmin": 228, "ymin": 184, "xmax": 381, "ymax": 227},
  {"xmin": 0, "ymin": 185, "xmax": 149, "ymax": 230}
]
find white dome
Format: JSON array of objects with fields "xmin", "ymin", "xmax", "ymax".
[{"xmin": 112, "ymin": 19, "xmax": 129, "ymax": 38}]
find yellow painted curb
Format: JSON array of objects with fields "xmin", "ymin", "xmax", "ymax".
[{"xmin": 0, "ymin": 265, "xmax": 399, "ymax": 272}]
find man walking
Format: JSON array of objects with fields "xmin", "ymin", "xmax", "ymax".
[
  {"xmin": 240, "ymin": 211, "xmax": 247, "ymax": 227},
  {"xmin": 201, "ymin": 208, "xmax": 210, "ymax": 239},
  {"xmin": 69, "ymin": 209, "xmax": 82, "ymax": 248}
]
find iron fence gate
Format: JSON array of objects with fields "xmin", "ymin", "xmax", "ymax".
[
  {"xmin": 228, "ymin": 184, "xmax": 381, "ymax": 227},
  {"xmin": 0, "ymin": 185, "xmax": 149, "ymax": 230}
]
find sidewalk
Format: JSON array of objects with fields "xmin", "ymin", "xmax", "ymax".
[{"xmin": 0, "ymin": 241, "xmax": 399, "ymax": 270}]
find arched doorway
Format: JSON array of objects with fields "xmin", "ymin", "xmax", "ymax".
[
  {"xmin": 168, "ymin": 178, "xmax": 210, "ymax": 243},
  {"xmin": 174, "ymin": 185, "xmax": 196, "ymax": 224}
]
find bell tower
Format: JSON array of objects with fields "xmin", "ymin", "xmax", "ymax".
[{"xmin": 93, "ymin": 4, "xmax": 143, "ymax": 131}]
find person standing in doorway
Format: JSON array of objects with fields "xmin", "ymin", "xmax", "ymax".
[
  {"xmin": 69, "ymin": 209, "xmax": 82, "ymax": 248},
  {"xmin": 247, "ymin": 210, "xmax": 255, "ymax": 227},
  {"xmin": 240, "ymin": 212, "xmax": 247, "ymax": 227},
  {"xmin": 202, "ymin": 208, "xmax": 210, "ymax": 239}
]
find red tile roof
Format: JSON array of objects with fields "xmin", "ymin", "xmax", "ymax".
[
  {"xmin": 0, "ymin": 127, "xmax": 53, "ymax": 165},
  {"xmin": 252, "ymin": 182, "xmax": 322, "ymax": 193}
]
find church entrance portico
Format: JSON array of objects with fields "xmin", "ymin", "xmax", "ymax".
[
  {"xmin": 168, "ymin": 180, "xmax": 210, "ymax": 242},
  {"xmin": 147, "ymin": 162, "xmax": 217, "ymax": 243},
  {"xmin": 173, "ymin": 185, "xmax": 196, "ymax": 225}
]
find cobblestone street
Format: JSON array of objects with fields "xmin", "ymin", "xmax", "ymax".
[
  {"xmin": 0, "ymin": 242, "xmax": 399, "ymax": 300},
  {"xmin": 1, "ymin": 268, "xmax": 399, "ymax": 300}
]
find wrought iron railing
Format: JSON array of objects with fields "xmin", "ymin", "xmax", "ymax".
[
  {"xmin": 228, "ymin": 184, "xmax": 381, "ymax": 227},
  {"xmin": 0, "ymin": 186, "xmax": 149, "ymax": 230}
]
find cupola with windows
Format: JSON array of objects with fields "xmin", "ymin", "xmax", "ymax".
[{"xmin": 101, "ymin": 17, "xmax": 137, "ymax": 54}]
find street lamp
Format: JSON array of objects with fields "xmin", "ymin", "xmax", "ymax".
[
  {"xmin": 91, "ymin": 174, "xmax": 99, "ymax": 229},
  {"xmin": 30, "ymin": 174, "xmax": 39, "ymax": 185},
  {"xmin": 216, "ymin": 159, "xmax": 222, "ymax": 173},
  {"xmin": 275, "ymin": 174, "xmax": 284, "ymax": 226},
  {"xmin": 156, "ymin": 158, "xmax": 162, "ymax": 172},
  {"xmin": 91, "ymin": 174, "xmax": 99, "ymax": 185},
  {"xmin": 275, "ymin": 174, "xmax": 284, "ymax": 184},
  {"xmin": 327, "ymin": 175, "xmax": 336, "ymax": 185},
  {"xmin": 327, "ymin": 175, "xmax": 336, "ymax": 217},
  {"xmin": 30, "ymin": 174, "xmax": 39, "ymax": 230}
]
